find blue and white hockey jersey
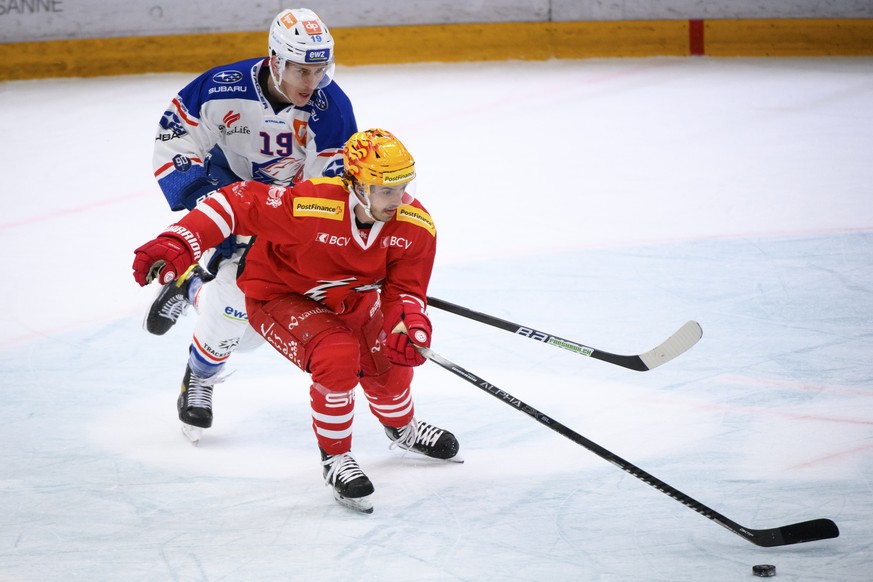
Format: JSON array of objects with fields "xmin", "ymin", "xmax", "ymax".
[{"xmin": 153, "ymin": 57, "xmax": 357, "ymax": 211}]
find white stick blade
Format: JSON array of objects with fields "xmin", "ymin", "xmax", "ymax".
[{"xmin": 638, "ymin": 321, "xmax": 703, "ymax": 370}]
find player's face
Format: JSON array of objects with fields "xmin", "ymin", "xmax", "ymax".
[
  {"xmin": 278, "ymin": 61, "xmax": 329, "ymax": 106},
  {"xmin": 366, "ymin": 184, "xmax": 407, "ymax": 222}
]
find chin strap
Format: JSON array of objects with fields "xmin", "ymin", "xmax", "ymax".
[
  {"xmin": 350, "ymin": 182, "xmax": 377, "ymax": 222},
  {"xmin": 267, "ymin": 57, "xmax": 294, "ymax": 103}
]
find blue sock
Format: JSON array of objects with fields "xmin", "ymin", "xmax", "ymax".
[{"xmin": 188, "ymin": 347, "xmax": 224, "ymax": 378}]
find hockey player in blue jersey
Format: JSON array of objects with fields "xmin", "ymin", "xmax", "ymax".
[{"xmin": 144, "ymin": 8, "xmax": 358, "ymax": 444}]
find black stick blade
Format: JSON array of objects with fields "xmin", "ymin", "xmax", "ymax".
[
  {"xmin": 751, "ymin": 518, "xmax": 840, "ymax": 547},
  {"xmin": 420, "ymin": 346, "xmax": 840, "ymax": 548}
]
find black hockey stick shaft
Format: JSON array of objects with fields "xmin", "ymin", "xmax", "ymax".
[
  {"xmin": 421, "ymin": 347, "xmax": 839, "ymax": 547},
  {"xmin": 426, "ymin": 296, "xmax": 702, "ymax": 371}
]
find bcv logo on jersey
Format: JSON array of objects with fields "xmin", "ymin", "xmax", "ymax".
[
  {"xmin": 316, "ymin": 232, "xmax": 351, "ymax": 247},
  {"xmin": 380, "ymin": 236, "xmax": 413, "ymax": 249}
]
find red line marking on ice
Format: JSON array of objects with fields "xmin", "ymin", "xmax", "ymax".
[
  {"xmin": 715, "ymin": 373, "xmax": 873, "ymax": 399},
  {"xmin": 695, "ymin": 401, "xmax": 873, "ymax": 426},
  {"xmin": 0, "ymin": 192, "xmax": 148, "ymax": 231},
  {"xmin": 638, "ymin": 390, "xmax": 873, "ymax": 427},
  {"xmin": 788, "ymin": 442, "xmax": 873, "ymax": 470}
]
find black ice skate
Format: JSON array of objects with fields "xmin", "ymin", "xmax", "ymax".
[
  {"xmin": 177, "ymin": 364, "xmax": 217, "ymax": 446},
  {"xmin": 385, "ymin": 418, "xmax": 462, "ymax": 462},
  {"xmin": 143, "ymin": 264, "xmax": 211, "ymax": 335},
  {"xmin": 320, "ymin": 448, "xmax": 375, "ymax": 514}
]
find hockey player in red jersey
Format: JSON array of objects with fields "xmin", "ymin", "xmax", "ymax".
[{"xmin": 132, "ymin": 129, "xmax": 460, "ymax": 513}]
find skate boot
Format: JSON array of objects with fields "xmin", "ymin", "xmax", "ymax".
[
  {"xmin": 143, "ymin": 264, "xmax": 210, "ymax": 335},
  {"xmin": 321, "ymin": 448, "xmax": 375, "ymax": 514},
  {"xmin": 385, "ymin": 418, "xmax": 462, "ymax": 462},
  {"xmin": 177, "ymin": 364, "xmax": 218, "ymax": 446}
]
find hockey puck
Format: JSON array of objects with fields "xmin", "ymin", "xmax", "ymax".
[{"xmin": 752, "ymin": 564, "xmax": 776, "ymax": 577}]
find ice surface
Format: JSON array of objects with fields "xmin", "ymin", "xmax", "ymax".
[{"xmin": 1, "ymin": 57, "xmax": 872, "ymax": 581}]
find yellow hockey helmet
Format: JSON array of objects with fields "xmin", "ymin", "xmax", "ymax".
[{"xmin": 343, "ymin": 129, "xmax": 415, "ymax": 187}]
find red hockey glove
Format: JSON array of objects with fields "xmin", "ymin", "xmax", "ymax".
[
  {"xmin": 132, "ymin": 233, "xmax": 196, "ymax": 286},
  {"xmin": 383, "ymin": 299, "xmax": 432, "ymax": 367}
]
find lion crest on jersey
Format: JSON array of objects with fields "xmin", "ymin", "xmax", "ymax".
[{"xmin": 266, "ymin": 185, "xmax": 285, "ymax": 208}]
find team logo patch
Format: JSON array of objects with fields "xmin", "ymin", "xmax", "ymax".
[
  {"xmin": 396, "ymin": 205, "xmax": 435, "ymax": 236},
  {"xmin": 266, "ymin": 186, "xmax": 285, "ymax": 208},
  {"xmin": 212, "ymin": 71, "xmax": 243, "ymax": 84},
  {"xmin": 312, "ymin": 89, "xmax": 328, "ymax": 111},
  {"xmin": 293, "ymin": 197, "xmax": 345, "ymax": 220},
  {"xmin": 159, "ymin": 110, "xmax": 187, "ymax": 137},
  {"xmin": 172, "ymin": 154, "xmax": 192, "ymax": 172}
]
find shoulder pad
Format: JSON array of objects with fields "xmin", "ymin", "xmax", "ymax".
[
  {"xmin": 200, "ymin": 58, "xmax": 261, "ymax": 101},
  {"xmin": 396, "ymin": 205, "xmax": 435, "ymax": 236}
]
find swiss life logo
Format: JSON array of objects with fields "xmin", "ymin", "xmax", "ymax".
[{"xmin": 223, "ymin": 111, "xmax": 241, "ymax": 127}]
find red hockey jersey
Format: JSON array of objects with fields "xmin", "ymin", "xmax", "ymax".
[{"xmin": 172, "ymin": 178, "xmax": 436, "ymax": 314}]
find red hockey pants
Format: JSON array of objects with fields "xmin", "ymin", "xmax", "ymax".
[{"xmin": 246, "ymin": 291, "xmax": 414, "ymax": 455}]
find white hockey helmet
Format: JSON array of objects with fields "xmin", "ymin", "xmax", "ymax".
[{"xmin": 268, "ymin": 8, "xmax": 336, "ymax": 90}]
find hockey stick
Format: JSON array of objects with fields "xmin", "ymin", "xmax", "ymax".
[
  {"xmin": 420, "ymin": 346, "xmax": 839, "ymax": 547},
  {"xmin": 426, "ymin": 296, "xmax": 702, "ymax": 371}
]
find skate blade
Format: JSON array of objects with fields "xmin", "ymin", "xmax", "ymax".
[
  {"xmin": 180, "ymin": 424, "xmax": 204, "ymax": 446},
  {"xmin": 333, "ymin": 492, "xmax": 374, "ymax": 514},
  {"xmin": 394, "ymin": 447, "xmax": 465, "ymax": 464}
]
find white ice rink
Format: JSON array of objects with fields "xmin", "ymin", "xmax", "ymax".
[{"xmin": 1, "ymin": 56, "xmax": 872, "ymax": 581}]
